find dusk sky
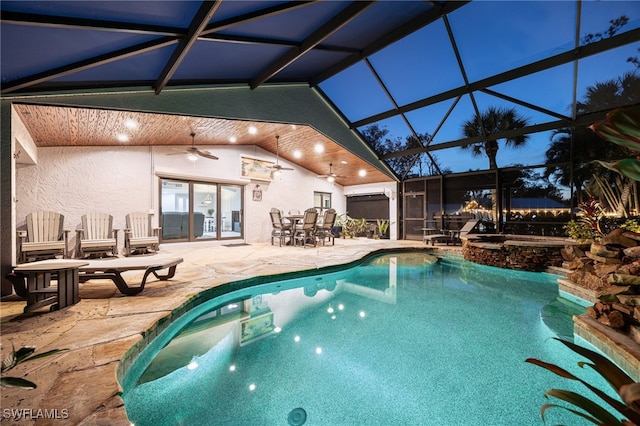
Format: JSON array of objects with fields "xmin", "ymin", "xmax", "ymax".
[{"xmin": 319, "ymin": 0, "xmax": 640, "ymax": 178}]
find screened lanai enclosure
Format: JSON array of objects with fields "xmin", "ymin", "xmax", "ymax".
[{"xmin": 2, "ymin": 0, "xmax": 640, "ymax": 243}]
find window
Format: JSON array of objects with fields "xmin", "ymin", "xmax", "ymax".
[
  {"xmin": 160, "ymin": 178, "xmax": 243, "ymax": 241},
  {"xmin": 314, "ymin": 192, "xmax": 332, "ymax": 215}
]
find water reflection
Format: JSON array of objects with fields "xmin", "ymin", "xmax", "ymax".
[{"xmin": 137, "ymin": 253, "xmax": 438, "ymax": 384}]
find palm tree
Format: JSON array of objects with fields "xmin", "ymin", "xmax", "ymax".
[
  {"xmin": 460, "ymin": 106, "xmax": 530, "ymax": 170},
  {"xmin": 545, "ymin": 71, "xmax": 640, "ymax": 209}
]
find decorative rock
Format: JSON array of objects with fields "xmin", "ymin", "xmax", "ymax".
[
  {"xmin": 594, "ymin": 263, "xmax": 619, "ymax": 277},
  {"xmin": 596, "ymin": 285, "xmax": 630, "ymax": 298},
  {"xmin": 617, "ymin": 260, "xmax": 640, "ymax": 276},
  {"xmin": 613, "ymin": 302, "xmax": 634, "ymax": 316},
  {"xmin": 609, "ymin": 273, "xmax": 640, "ymax": 286},
  {"xmin": 623, "ymin": 230, "xmax": 640, "ymax": 242},
  {"xmin": 585, "ymin": 251, "xmax": 623, "ymax": 265},
  {"xmin": 590, "ymin": 242, "xmax": 622, "ymax": 258},
  {"xmin": 624, "ymin": 246, "xmax": 640, "ymax": 258},
  {"xmin": 561, "ymin": 245, "xmax": 585, "ymax": 261},
  {"xmin": 601, "ymin": 233, "xmax": 638, "ymax": 248},
  {"xmin": 617, "ymin": 295, "xmax": 640, "ymax": 306},
  {"xmin": 629, "ymin": 325, "xmax": 640, "ymax": 345},
  {"xmin": 597, "ymin": 310, "xmax": 625, "ymax": 328},
  {"xmin": 569, "ymin": 269, "xmax": 607, "ymax": 291}
]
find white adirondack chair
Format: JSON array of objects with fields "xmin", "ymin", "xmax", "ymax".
[
  {"xmin": 17, "ymin": 210, "xmax": 70, "ymax": 263},
  {"xmin": 75, "ymin": 212, "xmax": 118, "ymax": 258},
  {"xmin": 124, "ymin": 212, "xmax": 160, "ymax": 256}
]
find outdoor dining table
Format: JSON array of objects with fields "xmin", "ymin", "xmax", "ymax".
[{"xmin": 285, "ymin": 215, "xmax": 304, "ymax": 226}]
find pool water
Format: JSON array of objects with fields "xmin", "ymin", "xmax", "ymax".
[{"xmin": 123, "ymin": 252, "xmax": 616, "ymax": 426}]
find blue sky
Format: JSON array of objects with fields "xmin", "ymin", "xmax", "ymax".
[{"xmin": 319, "ymin": 0, "xmax": 640, "ymax": 177}]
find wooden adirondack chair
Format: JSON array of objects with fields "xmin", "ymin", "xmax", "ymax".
[
  {"xmin": 17, "ymin": 210, "xmax": 70, "ymax": 263},
  {"xmin": 124, "ymin": 212, "xmax": 160, "ymax": 256},
  {"xmin": 75, "ymin": 212, "xmax": 118, "ymax": 258}
]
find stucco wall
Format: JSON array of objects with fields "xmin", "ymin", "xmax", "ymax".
[{"xmin": 15, "ymin": 143, "xmax": 362, "ymax": 257}]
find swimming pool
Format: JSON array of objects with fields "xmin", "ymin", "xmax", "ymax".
[{"xmin": 122, "ymin": 252, "xmax": 614, "ymax": 425}]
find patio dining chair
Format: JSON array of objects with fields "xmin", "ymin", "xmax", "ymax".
[
  {"xmin": 314, "ymin": 208, "xmax": 337, "ymax": 246},
  {"xmin": 293, "ymin": 208, "xmax": 318, "ymax": 248},
  {"xmin": 269, "ymin": 208, "xmax": 291, "ymax": 246},
  {"xmin": 75, "ymin": 212, "xmax": 118, "ymax": 258}
]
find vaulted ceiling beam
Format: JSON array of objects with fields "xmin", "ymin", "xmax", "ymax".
[
  {"xmin": 1, "ymin": 38, "xmax": 177, "ymax": 94},
  {"xmin": 199, "ymin": 33, "xmax": 360, "ymax": 54},
  {"xmin": 352, "ymin": 27, "xmax": 640, "ymax": 128},
  {"xmin": 381, "ymin": 109, "xmax": 628, "ymax": 160},
  {"xmin": 309, "ymin": 1, "xmax": 469, "ymax": 87},
  {"xmin": 249, "ymin": 1, "xmax": 374, "ymax": 90},
  {"xmin": 0, "ymin": 11, "xmax": 184, "ymax": 36},
  {"xmin": 154, "ymin": 1, "xmax": 222, "ymax": 95},
  {"xmin": 202, "ymin": 1, "xmax": 316, "ymax": 34}
]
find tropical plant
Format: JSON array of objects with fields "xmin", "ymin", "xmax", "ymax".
[
  {"xmin": 1, "ymin": 343, "xmax": 66, "ymax": 389},
  {"xmin": 545, "ymin": 72, "xmax": 640, "ymax": 206},
  {"xmin": 564, "ymin": 220, "xmax": 598, "ymax": 244},
  {"xmin": 620, "ymin": 219, "xmax": 640, "ymax": 233},
  {"xmin": 588, "ymin": 173, "xmax": 638, "ymax": 218},
  {"xmin": 376, "ymin": 219, "xmax": 389, "ymax": 236},
  {"xmin": 526, "ymin": 338, "xmax": 640, "ymax": 426},
  {"xmin": 460, "ymin": 106, "xmax": 530, "ymax": 170},
  {"xmin": 353, "ymin": 218, "xmax": 368, "ymax": 236},
  {"xmin": 590, "ymin": 107, "xmax": 640, "ymax": 182}
]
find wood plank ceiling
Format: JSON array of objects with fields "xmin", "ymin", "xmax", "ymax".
[{"xmin": 14, "ymin": 104, "xmax": 393, "ymax": 186}]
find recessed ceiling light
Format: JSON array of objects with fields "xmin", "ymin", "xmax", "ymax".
[
  {"xmin": 124, "ymin": 119, "xmax": 138, "ymax": 129},
  {"xmin": 314, "ymin": 144, "xmax": 324, "ymax": 154},
  {"xmin": 229, "ymin": 136, "xmax": 237, "ymax": 143},
  {"xmin": 358, "ymin": 169, "xmax": 367, "ymax": 177},
  {"xmin": 341, "ymin": 160, "xmax": 348, "ymax": 164},
  {"xmin": 293, "ymin": 150, "xmax": 302, "ymax": 159},
  {"xmin": 248, "ymin": 126, "xmax": 257, "ymax": 135},
  {"xmin": 117, "ymin": 133, "xmax": 129, "ymax": 143},
  {"xmin": 290, "ymin": 124, "xmax": 297, "ymax": 129}
]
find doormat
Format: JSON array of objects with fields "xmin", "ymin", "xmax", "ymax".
[{"xmin": 223, "ymin": 243, "xmax": 250, "ymax": 247}]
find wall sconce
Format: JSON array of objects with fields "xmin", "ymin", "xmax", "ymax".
[{"xmin": 253, "ymin": 184, "xmax": 262, "ymax": 202}]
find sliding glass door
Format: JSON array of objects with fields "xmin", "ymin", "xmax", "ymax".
[{"xmin": 160, "ymin": 178, "xmax": 242, "ymax": 242}]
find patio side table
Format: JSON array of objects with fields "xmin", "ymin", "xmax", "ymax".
[{"xmin": 13, "ymin": 260, "xmax": 89, "ymax": 313}]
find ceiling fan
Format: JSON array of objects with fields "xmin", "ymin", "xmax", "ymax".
[
  {"xmin": 318, "ymin": 163, "xmax": 346, "ymax": 182},
  {"xmin": 167, "ymin": 132, "xmax": 218, "ymax": 161},
  {"xmin": 269, "ymin": 135, "xmax": 293, "ymax": 172}
]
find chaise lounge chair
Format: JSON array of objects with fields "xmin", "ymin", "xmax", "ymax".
[
  {"xmin": 75, "ymin": 212, "xmax": 118, "ymax": 258},
  {"xmin": 78, "ymin": 256, "xmax": 183, "ymax": 295},
  {"xmin": 424, "ymin": 219, "xmax": 480, "ymax": 246},
  {"xmin": 17, "ymin": 210, "xmax": 70, "ymax": 263}
]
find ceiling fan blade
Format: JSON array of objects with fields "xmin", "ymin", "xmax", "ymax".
[
  {"xmin": 166, "ymin": 151, "xmax": 187, "ymax": 156},
  {"xmin": 197, "ymin": 149, "xmax": 218, "ymax": 160},
  {"xmin": 270, "ymin": 164, "xmax": 293, "ymax": 171}
]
